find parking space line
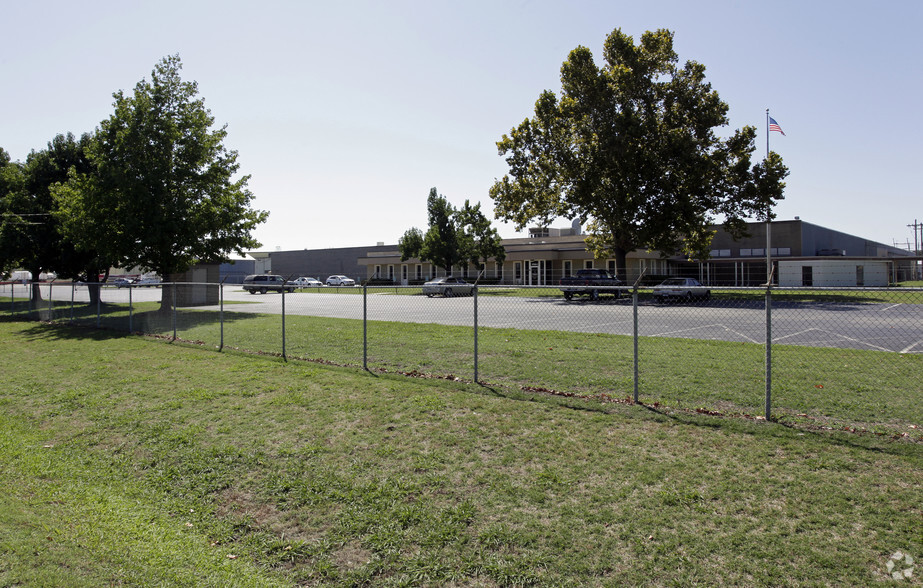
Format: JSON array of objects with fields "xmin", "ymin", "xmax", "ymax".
[
  {"xmin": 775, "ymin": 328, "xmax": 893, "ymax": 352},
  {"xmin": 649, "ymin": 323, "xmax": 761, "ymax": 344},
  {"xmin": 900, "ymin": 340, "xmax": 923, "ymax": 354}
]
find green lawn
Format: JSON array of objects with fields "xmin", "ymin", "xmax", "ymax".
[
  {"xmin": 0, "ymin": 320, "xmax": 921, "ymax": 586},
  {"xmin": 27, "ymin": 298, "xmax": 923, "ymax": 436}
]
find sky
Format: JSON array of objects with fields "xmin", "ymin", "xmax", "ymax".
[{"xmin": 2, "ymin": 0, "xmax": 921, "ymax": 255}]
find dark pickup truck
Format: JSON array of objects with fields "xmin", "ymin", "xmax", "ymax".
[{"xmin": 559, "ymin": 268, "xmax": 626, "ymax": 300}]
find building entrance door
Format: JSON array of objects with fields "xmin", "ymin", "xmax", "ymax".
[{"xmin": 528, "ymin": 260, "xmax": 547, "ymax": 285}]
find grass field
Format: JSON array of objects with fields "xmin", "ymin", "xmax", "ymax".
[
  {"xmin": 0, "ymin": 319, "xmax": 921, "ymax": 586},
  {"xmin": 30, "ymin": 297, "xmax": 923, "ymax": 438}
]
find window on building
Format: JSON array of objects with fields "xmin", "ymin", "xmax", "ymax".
[
  {"xmin": 584, "ymin": 260, "xmax": 594, "ymax": 269},
  {"xmin": 856, "ymin": 265, "xmax": 864, "ymax": 286},
  {"xmin": 374, "ymin": 264, "xmax": 381, "ymax": 277},
  {"xmin": 388, "ymin": 265, "xmax": 394, "ymax": 280},
  {"xmin": 415, "ymin": 264, "xmax": 422, "ymax": 280},
  {"xmin": 563, "ymin": 260, "xmax": 572, "ymax": 277},
  {"xmin": 607, "ymin": 259, "xmax": 616, "ymax": 275},
  {"xmin": 515, "ymin": 262, "xmax": 522, "ymax": 281},
  {"xmin": 401, "ymin": 265, "xmax": 407, "ymax": 281},
  {"xmin": 710, "ymin": 249, "xmax": 731, "ymax": 257}
]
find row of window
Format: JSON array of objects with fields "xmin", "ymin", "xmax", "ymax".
[
  {"xmin": 710, "ymin": 248, "xmax": 792, "ymax": 257},
  {"xmin": 372, "ymin": 258, "xmax": 673, "ymax": 283}
]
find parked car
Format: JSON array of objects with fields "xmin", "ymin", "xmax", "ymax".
[
  {"xmin": 652, "ymin": 277, "xmax": 711, "ymax": 302},
  {"xmin": 289, "ymin": 276, "xmax": 323, "ymax": 288},
  {"xmin": 243, "ymin": 274, "xmax": 295, "ymax": 294},
  {"xmin": 136, "ymin": 276, "xmax": 162, "ymax": 286},
  {"xmin": 107, "ymin": 277, "xmax": 134, "ymax": 288},
  {"xmin": 422, "ymin": 276, "xmax": 474, "ymax": 297},
  {"xmin": 325, "ymin": 275, "xmax": 356, "ymax": 286},
  {"xmin": 559, "ymin": 268, "xmax": 626, "ymax": 300}
]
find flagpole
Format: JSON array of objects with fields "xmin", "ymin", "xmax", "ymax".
[
  {"xmin": 765, "ymin": 109, "xmax": 771, "ymax": 283},
  {"xmin": 765, "ymin": 108, "xmax": 772, "ymax": 422}
]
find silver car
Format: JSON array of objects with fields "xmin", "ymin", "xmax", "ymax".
[
  {"xmin": 652, "ymin": 278, "xmax": 711, "ymax": 302},
  {"xmin": 291, "ymin": 276, "xmax": 323, "ymax": 287},
  {"xmin": 325, "ymin": 275, "xmax": 356, "ymax": 286},
  {"xmin": 422, "ymin": 276, "xmax": 473, "ymax": 297}
]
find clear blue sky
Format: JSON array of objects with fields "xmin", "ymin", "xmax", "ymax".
[{"xmin": 3, "ymin": 0, "xmax": 921, "ymax": 253}]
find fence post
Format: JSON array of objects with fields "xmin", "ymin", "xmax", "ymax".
[
  {"xmin": 219, "ymin": 280, "xmax": 224, "ymax": 351},
  {"xmin": 765, "ymin": 275, "xmax": 774, "ymax": 420},
  {"xmin": 281, "ymin": 285, "xmax": 287, "ymax": 361},
  {"xmin": 632, "ymin": 285, "xmax": 639, "ymax": 403},
  {"xmin": 48, "ymin": 281, "xmax": 54, "ymax": 319},
  {"xmin": 172, "ymin": 283, "xmax": 177, "ymax": 341},
  {"xmin": 128, "ymin": 285, "xmax": 133, "ymax": 333},
  {"xmin": 70, "ymin": 282, "xmax": 75, "ymax": 321},
  {"xmin": 97, "ymin": 284, "xmax": 101, "ymax": 328},
  {"xmin": 631, "ymin": 271, "xmax": 645, "ymax": 403},
  {"xmin": 362, "ymin": 285, "xmax": 368, "ymax": 370},
  {"xmin": 474, "ymin": 285, "xmax": 479, "ymax": 383}
]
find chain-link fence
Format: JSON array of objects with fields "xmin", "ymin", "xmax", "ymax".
[{"xmin": 3, "ymin": 279, "xmax": 920, "ymax": 432}]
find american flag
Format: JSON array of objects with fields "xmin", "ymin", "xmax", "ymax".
[{"xmin": 769, "ymin": 117, "xmax": 786, "ymax": 136}]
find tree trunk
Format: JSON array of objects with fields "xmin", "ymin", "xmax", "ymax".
[
  {"xmin": 85, "ymin": 266, "xmax": 102, "ymax": 306},
  {"xmin": 159, "ymin": 282, "xmax": 175, "ymax": 313},
  {"xmin": 613, "ymin": 248, "xmax": 629, "ymax": 282},
  {"xmin": 28, "ymin": 266, "xmax": 43, "ymax": 302}
]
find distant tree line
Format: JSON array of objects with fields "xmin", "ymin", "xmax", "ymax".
[{"xmin": 0, "ymin": 55, "xmax": 267, "ymax": 308}]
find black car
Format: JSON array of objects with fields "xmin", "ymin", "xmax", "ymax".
[{"xmin": 242, "ymin": 274, "xmax": 294, "ymax": 294}]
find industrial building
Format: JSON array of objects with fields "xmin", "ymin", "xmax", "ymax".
[{"xmin": 235, "ymin": 219, "xmax": 916, "ymax": 288}]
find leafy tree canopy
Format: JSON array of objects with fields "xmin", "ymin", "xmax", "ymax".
[
  {"xmin": 457, "ymin": 199, "xmax": 506, "ymax": 268},
  {"xmin": 55, "ymin": 55, "xmax": 268, "ymax": 282},
  {"xmin": 0, "ymin": 148, "xmax": 26, "ymax": 275},
  {"xmin": 0, "ymin": 134, "xmax": 100, "ymax": 296},
  {"xmin": 399, "ymin": 188, "xmax": 505, "ymax": 277},
  {"xmin": 490, "ymin": 28, "xmax": 788, "ymax": 278}
]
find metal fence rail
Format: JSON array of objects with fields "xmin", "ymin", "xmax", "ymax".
[{"xmin": 2, "ymin": 280, "xmax": 921, "ymax": 430}]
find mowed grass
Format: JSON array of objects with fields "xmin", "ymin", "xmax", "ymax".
[
  {"xmin": 42, "ymin": 298, "xmax": 923, "ymax": 436},
  {"xmin": 0, "ymin": 320, "xmax": 921, "ymax": 586}
]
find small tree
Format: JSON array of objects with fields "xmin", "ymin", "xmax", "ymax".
[
  {"xmin": 399, "ymin": 188, "xmax": 506, "ymax": 278},
  {"xmin": 457, "ymin": 200, "xmax": 506, "ymax": 277},
  {"xmin": 399, "ymin": 187, "xmax": 464, "ymax": 275}
]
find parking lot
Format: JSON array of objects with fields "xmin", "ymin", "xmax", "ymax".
[{"xmin": 6, "ymin": 282, "xmax": 921, "ymax": 353}]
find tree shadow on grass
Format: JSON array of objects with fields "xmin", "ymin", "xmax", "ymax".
[
  {"xmin": 11, "ymin": 305, "xmax": 269, "ymax": 343},
  {"xmin": 636, "ymin": 401, "xmax": 918, "ymax": 458}
]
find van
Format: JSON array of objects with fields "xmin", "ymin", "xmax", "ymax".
[{"xmin": 242, "ymin": 274, "xmax": 294, "ymax": 294}]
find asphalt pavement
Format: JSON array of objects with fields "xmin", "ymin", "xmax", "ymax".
[{"xmin": 7, "ymin": 283, "xmax": 921, "ymax": 353}]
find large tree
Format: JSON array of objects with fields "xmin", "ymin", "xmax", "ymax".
[
  {"xmin": 0, "ymin": 148, "xmax": 27, "ymax": 277},
  {"xmin": 490, "ymin": 28, "xmax": 788, "ymax": 279},
  {"xmin": 56, "ymin": 55, "xmax": 267, "ymax": 308},
  {"xmin": 0, "ymin": 134, "xmax": 99, "ymax": 301}
]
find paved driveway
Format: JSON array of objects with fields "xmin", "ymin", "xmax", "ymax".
[{"xmin": 11, "ymin": 283, "xmax": 922, "ymax": 353}]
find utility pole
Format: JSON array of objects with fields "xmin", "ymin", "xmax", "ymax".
[{"xmin": 909, "ymin": 220, "xmax": 922, "ymax": 280}]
